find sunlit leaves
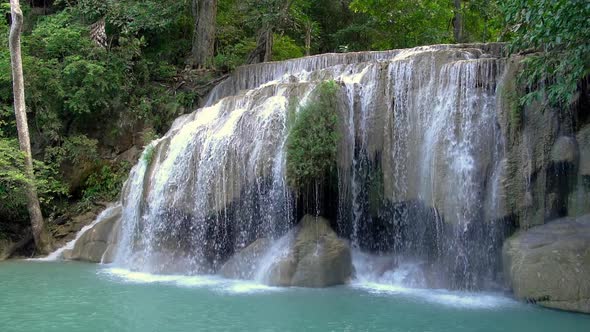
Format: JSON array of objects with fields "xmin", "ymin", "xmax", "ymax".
[{"xmin": 503, "ymin": 0, "xmax": 590, "ymax": 106}]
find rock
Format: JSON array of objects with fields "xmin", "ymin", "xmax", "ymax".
[
  {"xmin": 503, "ymin": 214, "xmax": 590, "ymax": 313},
  {"xmin": 219, "ymin": 238, "xmax": 273, "ymax": 279},
  {"xmin": 577, "ymin": 125, "xmax": 590, "ymax": 176},
  {"xmin": 0, "ymin": 232, "xmax": 33, "ymax": 261},
  {"xmin": 0, "ymin": 238, "xmax": 12, "ymax": 261},
  {"xmin": 68, "ymin": 206, "xmax": 122, "ymax": 263},
  {"xmin": 53, "ymin": 211, "xmax": 97, "ymax": 239},
  {"xmin": 115, "ymin": 145, "xmax": 142, "ymax": 165},
  {"xmin": 266, "ymin": 215, "xmax": 353, "ymax": 287},
  {"xmin": 550, "ymin": 136, "xmax": 578, "ymax": 164}
]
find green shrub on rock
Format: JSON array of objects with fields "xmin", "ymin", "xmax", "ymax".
[{"xmin": 286, "ymin": 80, "xmax": 341, "ymax": 192}]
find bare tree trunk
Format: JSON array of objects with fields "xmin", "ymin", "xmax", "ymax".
[
  {"xmin": 9, "ymin": 0, "xmax": 52, "ymax": 254},
  {"xmin": 247, "ymin": 26, "xmax": 273, "ymax": 64},
  {"xmin": 191, "ymin": 0, "xmax": 218, "ymax": 69},
  {"xmin": 453, "ymin": 0, "xmax": 463, "ymax": 43},
  {"xmin": 304, "ymin": 21, "xmax": 312, "ymax": 56}
]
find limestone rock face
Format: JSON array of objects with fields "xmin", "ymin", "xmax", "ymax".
[
  {"xmin": 0, "ymin": 239, "xmax": 13, "ymax": 261},
  {"xmin": 578, "ymin": 125, "xmax": 590, "ymax": 177},
  {"xmin": 503, "ymin": 214, "xmax": 590, "ymax": 313},
  {"xmin": 550, "ymin": 136, "xmax": 578, "ymax": 163},
  {"xmin": 266, "ymin": 215, "xmax": 353, "ymax": 287},
  {"xmin": 219, "ymin": 238, "xmax": 273, "ymax": 280},
  {"xmin": 65, "ymin": 206, "xmax": 122, "ymax": 263}
]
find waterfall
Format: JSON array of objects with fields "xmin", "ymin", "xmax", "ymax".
[{"xmin": 80, "ymin": 43, "xmax": 511, "ymax": 290}]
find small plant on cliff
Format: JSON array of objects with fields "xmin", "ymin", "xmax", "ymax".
[
  {"xmin": 286, "ymin": 80, "xmax": 341, "ymax": 191},
  {"xmin": 142, "ymin": 144, "xmax": 156, "ymax": 165}
]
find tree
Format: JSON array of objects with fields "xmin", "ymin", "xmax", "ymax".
[
  {"xmin": 503, "ymin": 0, "xmax": 590, "ymax": 106},
  {"xmin": 349, "ymin": 0, "xmax": 454, "ymax": 49},
  {"xmin": 8, "ymin": 0, "xmax": 52, "ymax": 253},
  {"xmin": 191, "ymin": 0, "xmax": 218, "ymax": 69},
  {"xmin": 246, "ymin": 0, "xmax": 295, "ymax": 64},
  {"xmin": 452, "ymin": 0, "xmax": 463, "ymax": 43}
]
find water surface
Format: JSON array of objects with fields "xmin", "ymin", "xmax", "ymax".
[{"xmin": 1, "ymin": 261, "xmax": 589, "ymax": 332}]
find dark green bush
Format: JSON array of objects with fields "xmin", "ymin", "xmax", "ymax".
[
  {"xmin": 82, "ymin": 162, "xmax": 131, "ymax": 202},
  {"xmin": 286, "ymin": 80, "xmax": 341, "ymax": 191}
]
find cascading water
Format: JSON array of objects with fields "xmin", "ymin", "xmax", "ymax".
[{"xmin": 72, "ymin": 43, "xmax": 513, "ymax": 290}]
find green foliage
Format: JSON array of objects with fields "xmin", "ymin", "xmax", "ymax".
[
  {"xmin": 286, "ymin": 81, "xmax": 341, "ymax": 190},
  {"xmin": 272, "ymin": 34, "xmax": 305, "ymax": 61},
  {"xmin": 44, "ymin": 135, "xmax": 99, "ymax": 166},
  {"xmin": 82, "ymin": 162, "xmax": 131, "ymax": 202},
  {"xmin": 0, "ymin": 139, "xmax": 67, "ymax": 221},
  {"xmin": 0, "ymin": 0, "xmax": 197, "ymax": 231},
  {"xmin": 142, "ymin": 145, "xmax": 156, "ymax": 165},
  {"xmin": 348, "ymin": 0, "xmax": 504, "ymax": 49},
  {"xmin": 27, "ymin": 10, "xmax": 94, "ymax": 59},
  {"xmin": 214, "ymin": 39, "xmax": 257, "ymax": 71},
  {"xmin": 503, "ymin": 0, "xmax": 590, "ymax": 107},
  {"xmin": 462, "ymin": 0, "xmax": 503, "ymax": 43},
  {"xmin": 350, "ymin": 0, "xmax": 453, "ymax": 49}
]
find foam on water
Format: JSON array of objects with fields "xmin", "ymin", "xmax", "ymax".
[
  {"xmin": 352, "ymin": 281, "xmax": 517, "ymax": 309},
  {"xmin": 101, "ymin": 266, "xmax": 514, "ymax": 309},
  {"xmin": 101, "ymin": 267, "xmax": 281, "ymax": 295}
]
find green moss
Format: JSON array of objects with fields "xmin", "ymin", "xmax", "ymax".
[
  {"xmin": 368, "ymin": 163, "xmax": 384, "ymax": 216},
  {"xmin": 286, "ymin": 81, "xmax": 341, "ymax": 191},
  {"xmin": 142, "ymin": 145, "xmax": 156, "ymax": 165},
  {"xmin": 507, "ymin": 89, "xmax": 522, "ymax": 129},
  {"xmin": 500, "ymin": 71, "xmax": 523, "ymax": 130}
]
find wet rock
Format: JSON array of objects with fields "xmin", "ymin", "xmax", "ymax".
[
  {"xmin": 0, "ymin": 232, "xmax": 33, "ymax": 261},
  {"xmin": 67, "ymin": 206, "xmax": 122, "ymax": 263},
  {"xmin": 550, "ymin": 136, "xmax": 578, "ymax": 164},
  {"xmin": 0, "ymin": 239, "xmax": 14, "ymax": 261},
  {"xmin": 219, "ymin": 238, "xmax": 273, "ymax": 279},
  {"xmin": 503, "ymin": 214, "xmax": 590, "ymax": 313},
  {"xmin": 266, "ymin": 215, "xmax": 353, "ymax": 287},
  {"xmin": 577, "ymin": 125, "xmax": 590, "ymax": 176}
]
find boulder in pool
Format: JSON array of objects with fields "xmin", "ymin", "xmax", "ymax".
[
  {"xmin": 265, "ymin": 215, "xmax": 353, "ymax": 287},
  {"xmin": 503, "ymin": 214, "xmax": 590, "ymax": 313},
  {"xmin": 63, "ymin": 206, "xmax": 122, "ymax": 263}
]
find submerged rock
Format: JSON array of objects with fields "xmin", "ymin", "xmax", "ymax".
[
  {"xmin": 265, "ymin": 215, "xmax": 353, "ymax": 287},
  {"xmin": 64, "ymin": 206, "xmax": 122, "ymax": 263},
  {"xmin": 503, "ymin": 214, "xmax": 590, "ymax": 313}
]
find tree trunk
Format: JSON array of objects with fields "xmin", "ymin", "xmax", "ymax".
[
  {"xmin": 246, "ymin": 0, "xmax": 294, "ymax": 64},
  {"xmin": 9, "ymin": 0, "xmax": 52, "ymax": 254},
  {"xmin": 247, "ymin": 26, "xmax": 274, "ymax": 64},
  {"xmin": 191, "ymin": 0, "xmax": 218, "ymax": 69},
  {"xmin": 453, "ymin": 0, "xmax": 463, "ymax": 43},
  {"xmin": 305, "ymin": 21, "xmax": 312, "ymax": 56}
]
